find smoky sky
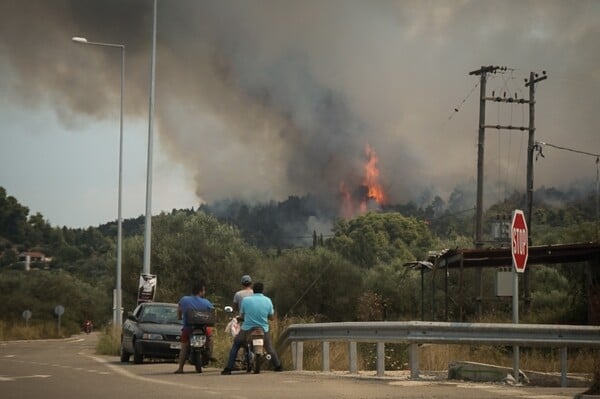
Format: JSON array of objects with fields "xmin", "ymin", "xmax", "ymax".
[{"xmin": 1, "ymin": 0, "xmax": 599, "ymax": 213}]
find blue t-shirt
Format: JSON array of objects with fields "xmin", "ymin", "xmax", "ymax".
[
  {"xmin": 240, "ymin": 293, "xmax": 274, "ymax": 332},
  {"xmin": 178, "ymin": 295, "xmax": 214, "ymax": 327}
]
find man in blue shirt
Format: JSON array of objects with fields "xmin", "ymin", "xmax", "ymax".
[
  {"xmin": 221, "ymin": 282, "xmax": 282, "ymax": 374},
  {"xmin": 174, "ymin": 280, "xmax": 214, "ymax": 374}
]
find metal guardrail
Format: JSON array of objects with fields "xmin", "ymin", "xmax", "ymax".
[{"xmin": 280, "ymin": 321, "xmax": 600, "ymax": 387}]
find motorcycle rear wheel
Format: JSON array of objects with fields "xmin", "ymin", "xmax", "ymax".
[
  {"xmin": 193, "ymin": 351, "xmax": 203, "ymax": 373},
  {"xmin": 253, "ymin": 354, "xmax": 262, "ymax": 374}
]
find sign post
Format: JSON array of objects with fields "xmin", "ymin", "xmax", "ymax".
[
  {"xmin": 22, "ymin": 310, "xmax": 32, "ymax": 327},
  {"xmin": 510, "ymin": 209, "xmax": 528, "ymax": 383},
  {"xmin": 54, "ymin": 305, "xmax": 65, "ymax": 336}
]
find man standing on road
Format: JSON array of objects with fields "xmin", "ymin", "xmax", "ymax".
[
  {"xmin": 221, "ymin": 282, "xmax": 283, "ymax": 374},
  {"xmin": 233, "ymin": 274, "xmax": 253, "ymax": 312},
  {"xmin": 174, "ymin": 280, "xmax": 214, "ymax": 374}
]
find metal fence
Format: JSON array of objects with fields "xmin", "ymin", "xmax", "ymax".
[{"xmin": 280, "ymin": 321, "xmax": 600, "ymax": 387}]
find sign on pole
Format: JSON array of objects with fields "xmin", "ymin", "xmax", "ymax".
[
  {"xmin": 22, "ymin": 310, "xmax": 32, "ymax": 327},
  {"xmin": 511, "ymin": 210, "xmax": 528, "ymax": 273},
  {"xmin": 54, "ymin": 305, "xmax": 64, "ymax": 336},
  {"xmin": 137, "ymin": 274, "xmax": 157, "ymax": 304}
]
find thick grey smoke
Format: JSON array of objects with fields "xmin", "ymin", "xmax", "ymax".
[{"xmin": 1, "ymin": 0, "xmax": 598, "ymax": 214}]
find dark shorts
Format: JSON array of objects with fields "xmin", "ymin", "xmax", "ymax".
[{"xmin": 181, "ymin": 326, "xmax": 212, "ymax": 343}]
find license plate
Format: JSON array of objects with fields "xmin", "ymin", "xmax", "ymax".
[
  {"xmin": 190, "ymin": 335, "xmax": 206, "ymax": 347},
  {"xmin": 252, "ymin": 339, "xmax": 263, "ymax": 346},
  {"xmin": 170, "ymin": 343, "xmax": 181, "ymax": 349}
]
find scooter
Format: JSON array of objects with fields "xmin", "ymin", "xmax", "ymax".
[
  {"xmin": 224, "ymin": 306, "xmax": 271, "ymax": 374},
  {"xmin": 245, "ymin": 327, "xmax": 271, "ymax": 374},
  {"xmin": 186, "ymin": 309, "xmax": 215, "ymax": 373},
  {"xmin": 188, "ymin": 325, "xmax": 210, "ymax": 373}
]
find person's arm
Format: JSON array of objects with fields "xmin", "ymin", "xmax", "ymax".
[
  {"xmin": 177, "ymin": 303, "xmax": 183, "ymax": 320},
  {"xmin": 239, "ymin": 300, "xmax": 246, "ymax": 322},
  {"xmin": 232, "ymin": 292, "xmax": 240, "ymax": 312},
  {"xmin": 268, "ymin": 299, "xmax": 275, "ymax": 321}
]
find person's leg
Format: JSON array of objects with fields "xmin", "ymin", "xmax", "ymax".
[
  {"xmin": 205, "ymin": 326, "xmax": 215, "ymax": 361},
  {"xmin": 222, "ymin": 330, "xmax": 246, "ymax": 374},
  {"xmin": 175, "ymin": 327, "xmax": 191, "ymax": 373},
  {"xmin": 264, "ymin": 332, "xmax": 282, "ymax": 370}
]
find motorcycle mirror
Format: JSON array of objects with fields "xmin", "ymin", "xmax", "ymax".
[{"xmin": 224, "ymin": 306, "xmax": 233, "ymax": 313}]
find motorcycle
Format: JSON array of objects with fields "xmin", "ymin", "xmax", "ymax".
[
  {"xmin": 83, "ymin": 320, "xmax": 92, "ymax": 334},
  {"xmin": 224, "ymin": 306, "xmax": 271, "ymax": 374},
  {"xmin": 186, "ymin": 309, "xmax": 215, "ymax": 373},
  {"xmin": 245, "ymin": 326, "xmax": 271, "ymax": 374}
]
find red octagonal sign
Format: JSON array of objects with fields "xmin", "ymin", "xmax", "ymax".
[{"xmin": 511, "ymin": 209, "xmax": 528, "ymax": 273}]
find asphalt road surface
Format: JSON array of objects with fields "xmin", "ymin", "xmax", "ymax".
[{"xmin": 0, "ymin": 333, "xmax": 587, "ymax": 399}]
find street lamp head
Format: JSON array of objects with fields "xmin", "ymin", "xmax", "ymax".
[{"xmin": 72, "ymin": 37, "xmax": 88, "ymax": 44}]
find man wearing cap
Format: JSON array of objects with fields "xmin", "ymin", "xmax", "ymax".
[
  {"xmin": 222, "ymin": 282, "xmax": 282, "ymax": 374},
  {"xmin": 228, "ymin": 275, "xmax": 254, "ymax": 369},
  {"xmin": 233, "ymin": 275, "xmax": 253, "ymax": 312}
]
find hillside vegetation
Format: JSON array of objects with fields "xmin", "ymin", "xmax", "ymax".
[{"xmin": 0, "ymin": 185, "xmax": 597, "ymax": 329}]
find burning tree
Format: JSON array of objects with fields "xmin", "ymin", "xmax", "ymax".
[{"xmin": 340, "ymin": 143, "xmax": 388, "ymax": 218}]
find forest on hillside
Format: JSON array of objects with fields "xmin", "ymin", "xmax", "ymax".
[{"xmin": 0, "ymin": 184, "xmax": 598, "ymax": 333}]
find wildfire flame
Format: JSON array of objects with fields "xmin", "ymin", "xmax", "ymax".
[
  {"xmin": 362, "ymin": 143, "xmax": 387, "ymax": 205},
  {"xmin": 339, "ymin": 143, "xmax": 388, "ymax": 218}
]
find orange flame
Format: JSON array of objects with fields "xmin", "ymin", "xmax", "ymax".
[
  {"xmin": 362, "ymin": 144, "xmax": 387, "ymax": 206},
  {"xmin": 338, "ymin": 143, "xmax": 388, "ymax": 217}
]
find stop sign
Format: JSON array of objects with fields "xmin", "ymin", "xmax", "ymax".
[{"xmin": 511, "ymin": 210, "xmax": 528, "ymax": 273}]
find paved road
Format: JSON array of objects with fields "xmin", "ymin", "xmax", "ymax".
[{"xmin": 0, "ymin": 333, "xmax": 587, "ymax": 399}]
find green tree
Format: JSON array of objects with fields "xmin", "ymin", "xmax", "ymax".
[
  {"xmin": 0, "ymin": 247, "xmax": 18, "ymax": 268},
  {"xmin": 268, "ymin": 247, "xmax": 363, "ymax": 321},
  {"xmin": 0, "ymin": 187, "xmax": 29, "ymax": 243},
  {"xmin": 0, "ymin": 269, "xmax": 111, "ymax": 330},
  {"xmin": 327, "ymin": 212, "xmax": 435, "ymax": 268},
  {"xmin": 120, "ymin": 211, "xmax": 261, "ymax": 311}
]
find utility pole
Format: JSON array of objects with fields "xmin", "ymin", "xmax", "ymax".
[
  {"xmin": 143, "ymin": 0, "xmax": 157, "ymax": 276},
  {"xmin": 469, "ymin": 66, "xmax": 546, "ymax": 319},
  {"xmin": 470, "ymin": 66, "xmax": 500, "ymax": 249},
  {"xmin": 524, "ymin": 70, "xmax": 547, "ymax": 312},
  {"xmin": 469, "ymin": 65, "xmax": 501, "ymax": 319}
]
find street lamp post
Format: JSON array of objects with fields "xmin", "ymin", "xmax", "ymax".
[{"xmin": 72, "ymin": 36, "xmax": 124, "ymax": 328}]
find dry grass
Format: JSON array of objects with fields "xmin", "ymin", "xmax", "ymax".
[
  {"xmin": 419, "ymin": 344, "xmax": 595, "ymax": 374},
  {"xmin": 0, "ymin": 320, "xmax": 68, "ymax": 340},
  {"xmin": 286, "ymin": 341, "xmax": 596, "ymax": 374},
  {"xmin": 96, "ymin": 326, "xmax": 121, "ymax": 355}
]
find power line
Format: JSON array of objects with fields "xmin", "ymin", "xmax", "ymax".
[
  {"xmin": 444, "ymin": 81, "xmax": 479, "ymax": 124},
  {"xmin": 535, "ymin": 140, "xmax": 600, "ymax": 242},
  {"xmin": 535, "ymin": 141, "xmax": 600, "ymax": 158}
]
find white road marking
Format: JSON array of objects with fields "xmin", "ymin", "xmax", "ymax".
[{"xmin": 0, "ymin": 374, "xmax": 51, "ymax": 382}]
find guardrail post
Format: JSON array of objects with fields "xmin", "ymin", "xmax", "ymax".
[
  {"xmin": 322, "ymin": 341, "xmax": 330, "ymax": 372},
  {"xmin": 376, "ymin": 342, "xmax": 385, "ymax": 377},
  {"xmin": 560, "ymin": 347, "xmax": 568, "ymax": 388},
  {"xmin": 291, "ymin": 341, "xmax": 303, "ymax": 371},
  {"xmin": 409, "ymin": 343, "xmax": 419, "ymax": 379},
  {"xmin": 349, "ymin": 341, "xmax": 358, "ymax": 374}
]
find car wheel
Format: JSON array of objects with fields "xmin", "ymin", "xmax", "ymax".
[
  {"xmin": 133, "ymin": 340, "xmax": 143, "ymax": 364},
  {"xmin": 120, "ymin": 343, "xmax": 130, "ymax": 363}
]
